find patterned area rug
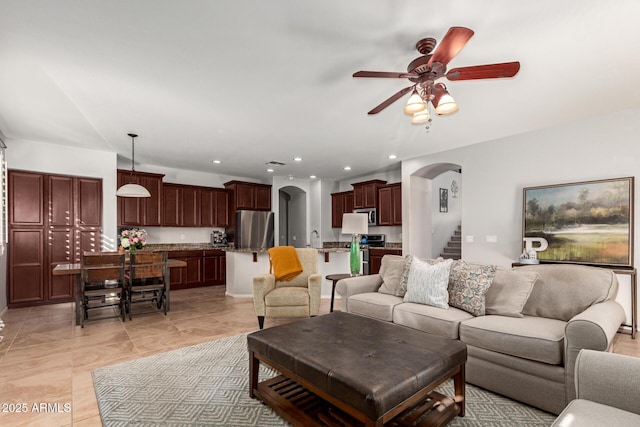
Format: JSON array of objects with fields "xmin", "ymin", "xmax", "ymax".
[{"xmin": 93, "ymin": 333, "xmax": 556, "ymax": 426}]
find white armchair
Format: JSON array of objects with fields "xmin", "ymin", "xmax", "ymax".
[{"xmin": 252, "ymin": 248, "xmax": 322, "ymax": 329}]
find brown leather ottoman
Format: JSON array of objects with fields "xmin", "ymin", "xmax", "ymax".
[{"xmin": 248, "ymin": 311, "xmax": 467, "ymax": 427}]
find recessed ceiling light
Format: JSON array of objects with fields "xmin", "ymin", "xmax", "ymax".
[
  {"xmin": 388, "ymin": 154, "xmax": 397, "ymax": 160},
  {"xmin": 310, "ymin": 175, "xmax": 316, "ymax": 179},
  {"xmin": 294, "ymin": 157, "xmax": 303, "ymax": 162},
  {"xmin": 344, "ymin": 166, "xmax": 351, "ymax": 171},
  {"xmin": 213, "ymin": 160, "xmax": 221, "ymax": 164},
  {"xmin": 267, "ymin": 168, "xmax": 274, "ymax": 173}
]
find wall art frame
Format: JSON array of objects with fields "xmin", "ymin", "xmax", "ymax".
[
  {"xmin": 523, "ymin": 176, "xmax": 634, "ymax": 268},
  {"xmin": 439, "ymin": 188, "xmax": 448, "ymax": 213}
]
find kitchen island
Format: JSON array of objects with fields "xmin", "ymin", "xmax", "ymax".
[{"xmin": 225, "ymin": 248, "xmax": 357, "ymax": 297}]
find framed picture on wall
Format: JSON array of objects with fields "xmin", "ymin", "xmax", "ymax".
[
  {"xmin": 523, "ymin": 177, "xmax": 634, "ymax": 268},
  {"xmin": 439, "ymin": 188, "xmax": 448, "ymax": 213}
]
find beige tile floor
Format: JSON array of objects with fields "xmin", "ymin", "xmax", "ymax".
[{"xmin": 0, "ymin": 286, "xmax": 638, "ymax": 426}]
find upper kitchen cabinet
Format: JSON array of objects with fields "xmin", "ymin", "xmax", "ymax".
[
  {"xmin": 117, "ymin": 169, "xmax": 164, "ymax": 226},
  {"xmin": 163, "ymin": 183, "xmax": 229, "ymax": 227},
  {"xmin": 331, "ymin": 190, "xmax": 354, "ymax": 228},
  {"xmin": 224, "ymin": 181, "xmax": 272, "ymax": 212},
  {"xmin": 201, "ymin": 188, "xmax": 230, "ymax": 227},
  {"xmin": 352, "ymin": 180, "xmax": 387, "ymax": 209},
  {"xmin": 378, "ymin": 183, "xmax": 402, "ymax": 226},
  {"xmin": 181, "ymin": 186, "xmax": 201, "ymax": 227}
]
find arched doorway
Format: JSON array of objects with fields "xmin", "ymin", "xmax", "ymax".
[
  {"xmin": 406, "ymin": 162, "xmax": 462, "ymax": 259},
  {"xmin": 279, "ymin": 186, "xmax": 307, "ymax": 247}
]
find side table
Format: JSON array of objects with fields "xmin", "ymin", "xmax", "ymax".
[{"xmin": 325, "ymin": 273, "xmax": 351, "ymax": 312}]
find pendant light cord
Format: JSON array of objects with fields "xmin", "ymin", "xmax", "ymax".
[{"xmin": 128, "ymin": 133, "xmax": 138, "ymax": 176}]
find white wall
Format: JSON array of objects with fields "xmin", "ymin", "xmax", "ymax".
[
  {"xmin": 431, "ymin": 170, "xmax": 462, "ymax": 256},
  {"xmin": 404, "ymin": 106, "xmax": 640, "ymax": 268}
]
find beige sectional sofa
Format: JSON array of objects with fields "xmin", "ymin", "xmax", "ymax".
[{"xmin": 335, "ymin": 255, "xmax": 626, "ymax": 414}]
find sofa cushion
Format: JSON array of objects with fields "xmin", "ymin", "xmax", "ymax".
[
  {"xmin": 448, "ymin": 261, "xmax": 496, "ymax": 316},
  {"xmin": 377, "ymin": 255, "xmax": 407, "ymax": 296},
  {"xmin": 519, "ymin": 264, "xmax": 619, "ymax": 321},
  {"xmin": 402, "ymin": 257, "xmax": 453, "ymax": 309},
  {"xmin": 348, "ymin": 292, "xmax": 403, "ymax": 322},
  {"xmin": 485, "ymin": 268, "xmax": 538, "ymax": 317},
  {"xmin": 265, "ymin": 287, "xmax": 310, "ymax": 307},
  {"xmin": 460, "ymin": 315, "xmax": 566, "ymax": 365},
  {"xmin": 393, "ymin": 302, "xmax": 473, "ymax": 339}
]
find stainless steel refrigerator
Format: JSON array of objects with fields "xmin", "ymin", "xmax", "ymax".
[{"xmin": 235, "ymin": 210, "xmax": 275, "ymax": 249}]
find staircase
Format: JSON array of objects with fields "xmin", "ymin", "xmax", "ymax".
[{"xmin": 440, "ymin": 225, "xmax": 462, "ymax": 260}]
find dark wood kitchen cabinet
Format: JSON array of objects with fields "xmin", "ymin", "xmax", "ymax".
[
  {"xmin": 163, "ymin": 184, "xmax": 229, "ymax": 227},
  {"xmin": 168, "ymin": 249, "xmax": 226, "ymax": 289},
  {"xmin": 378, "ymin": 183, "xmax": 402, "ymax": 226},
  {"xmin": 369, "ymin": 248, "xmax": 403, "ymax": 274},
  {"xmin": 8, "ymin": 170, "xmax": 102, "ymax": 307},
  {"xmin": 117, "ymin": 169, "xmax": 164, "ymax": 226},
  {"xmin": 352, "ymin": 180, "xmax": 386, "ymax": 209},
  {"xmin": 201, "ymin": 188, "xmax": 230, "ymax": 227},
  {"xmin": 167, "ymin": 250, "xmax": 203, "ymax": 289},
  {"xmin": 203, "ymin": 249, "xmax": 226, "ymax": 285},
  {"xmin": 224, "ymin": 181, "xmax": 272, "ymax": 212},
  {"xmin": 181, "ymin": 186, "xmax": 201, "ymax": 227},
  {"xmin": 331, "ymin": 190, "xmax": 354, "ymax": 228}
]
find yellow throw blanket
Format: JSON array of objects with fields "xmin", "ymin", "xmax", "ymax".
[{"xmin": 268, "ymin": 246, "xmax": 303, "ymax": 281}]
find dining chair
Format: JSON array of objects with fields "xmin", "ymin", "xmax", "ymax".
[
  {"xmin": 80, "ymin": 252, "xmax": 126, "ymax": 328},
  {"xmin": 126, "ymin": 251, "xmax": 168, "ymax": 319}
]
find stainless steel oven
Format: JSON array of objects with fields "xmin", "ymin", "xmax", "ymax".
[{"xmin": 360, "ymin": 234, "xmax": 385, "ymax": 275}]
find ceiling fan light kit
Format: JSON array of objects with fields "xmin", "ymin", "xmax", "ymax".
[
  {"xmin": 116, "ymin": 133, "xmax": 151, "ymax": 198},
  {"xmin": 403, "ymin": 90, "xmax": 427, "ymax": 115},
  {"xmin": 411, "ymin": 108, "xmax": 431, "ymax": 124},
  {"xmin": 353, "ymin": 26, "xmax": 519, "ymax": 125}
]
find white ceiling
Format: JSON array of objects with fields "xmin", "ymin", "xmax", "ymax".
[{"xmin": 2, "ymin": 1, "xmax": 640, "ymax": 181}]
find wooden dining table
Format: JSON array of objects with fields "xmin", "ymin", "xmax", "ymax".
[{"xmin": 53, "ymin": 258, "xmax": 187, "ymax": 326}]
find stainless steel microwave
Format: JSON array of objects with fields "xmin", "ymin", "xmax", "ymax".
[{"xmin": 354, "ymin": 208, "xmax": 377, "ymax": 225}]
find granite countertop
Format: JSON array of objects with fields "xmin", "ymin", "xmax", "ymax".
[
  {"xmin": 225, "ymin": 247, "xmax": 351, "ymax": 253},
  {"xmin": 145, "ymin": 243, "xmax": 399, "ymax": 252}
]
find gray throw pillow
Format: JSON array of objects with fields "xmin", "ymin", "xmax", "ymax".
[
  {"xmin": 377, "ymin": 255, "xmax": 407, "ymax": 296},
  {"xmin": 402, "ymin": 257, "xmax": 453, "ymax": 308},
  {"xmin": 485, "ymin": 268, "xmax": 538, "ymax": 317}
]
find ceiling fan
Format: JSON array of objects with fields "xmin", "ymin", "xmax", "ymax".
[{"xmin": 353, "ymin": 27, "xmax": 520, "ymax": 122}]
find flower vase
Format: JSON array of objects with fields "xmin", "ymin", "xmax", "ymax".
[{"xmin": 129, "ymin": 246, "xmax": 136, "ymax": 254}]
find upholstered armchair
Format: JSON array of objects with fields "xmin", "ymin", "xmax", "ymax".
[{"xmin": 252, "ymin": 248, "xmax": 322, "ymax": 329}]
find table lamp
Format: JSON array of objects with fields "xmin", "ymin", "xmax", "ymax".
[{"xmin": 342, "ymin": 213, "xmax": 368, "ymax": 276}]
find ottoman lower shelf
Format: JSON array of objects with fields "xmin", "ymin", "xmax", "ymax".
[{"xmin": 254, "ymin": 374, "xmax": 461, "ymax": 427}]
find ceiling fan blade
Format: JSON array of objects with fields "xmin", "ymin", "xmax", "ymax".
[
  {"xmin": 353, "ymin": 71, "xmax": 418, "ymax": 79},
  {"xmin": 427, "ymin": 27, "xmax": 474, "ymax": 67},
  {"xmin": 445, "ymin": 61, "xmax": 521, "ymax": 80},
  {"xmin": 367, "ymin": 86, "xmax": 414, "ymax": 115}
]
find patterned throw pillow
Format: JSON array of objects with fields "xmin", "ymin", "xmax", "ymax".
[
  {"xmin": 448, "ymin": 260, "xmax": 497, "ymax": 316},
  {"xmin": 402, "ymin": 257, "xmax": 454, "ymax": 308},
  {"xmin": 398, "ymin": 255, "xmax": 445, "ymax": 296}
]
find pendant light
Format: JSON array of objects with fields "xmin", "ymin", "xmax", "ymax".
[{"xmin": 116, "ymin": 133, "xmax": 151, "ymax": 198}]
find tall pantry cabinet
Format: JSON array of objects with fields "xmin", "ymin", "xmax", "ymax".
[{"xmin": 8, "ymin": 170, "xmax": 102, "ymax": 307}]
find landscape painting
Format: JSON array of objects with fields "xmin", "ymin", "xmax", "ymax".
[{"xmin": 523, "ymin": 177, "xmax": 634, "ymax": 268}]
